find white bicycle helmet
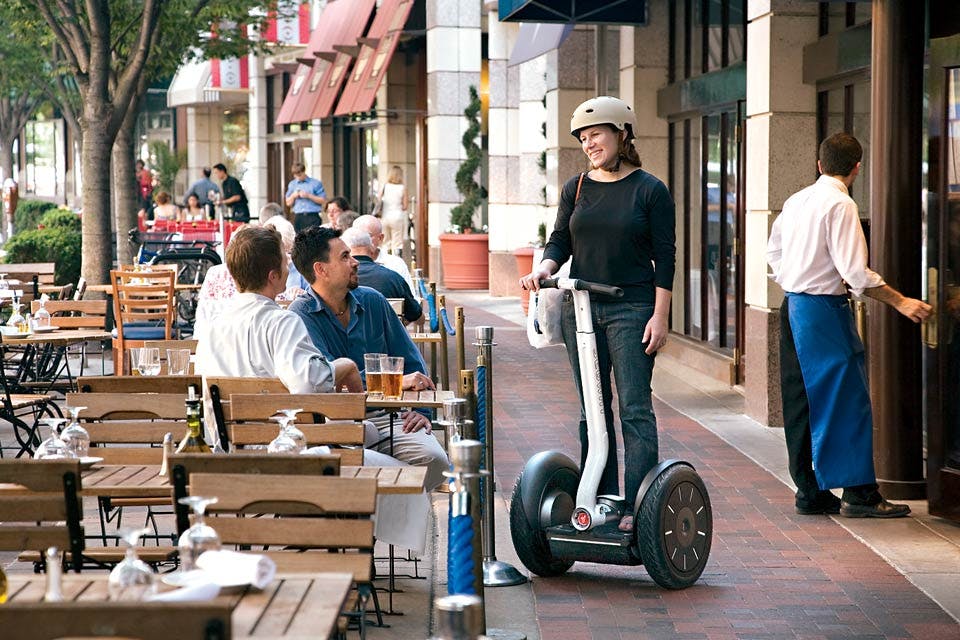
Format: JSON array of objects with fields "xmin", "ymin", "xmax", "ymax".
[{"xmin": 570, "ymin": 96, "xmax": 636, "ymax": 140}]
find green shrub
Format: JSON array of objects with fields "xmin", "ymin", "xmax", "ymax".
[
  {"xmin": 4, "ymin": 225, "xmax": 81, "ymax": 285},
  {"xmin": 38, "ymin": 208, "xmax": 81, "ymax": 231},
  {"xmin": 14, "ymin": 199, "xmax": 58, "ymax": 232}
]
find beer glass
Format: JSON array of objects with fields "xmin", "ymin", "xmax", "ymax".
[
  {"xmin": 363, "ymin": 352, "xmax": 385, "ymax": 397},
  {"xmin": 382, "ymin": 356, "xmax": 404, "ymax": 400}
]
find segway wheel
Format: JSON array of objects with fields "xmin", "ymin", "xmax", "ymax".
[
  {"xmin": 635, "ymin": 464, "xmax": 712, "ymax": 589},
  {"xmin": 509, "ymin": 470, "xmax": 574, "ymax": 577}
]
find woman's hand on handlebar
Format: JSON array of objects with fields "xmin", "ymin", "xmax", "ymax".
[
  {"xmin": 643, "ymin": 312, "xmax": 669, "ymax": 355},
  {"xmin": 519, "ymin": 262, "xmax": 555, "ymax": 292}
]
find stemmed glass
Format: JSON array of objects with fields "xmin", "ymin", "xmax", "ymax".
[
  {"xmin": 60, "ymin": 406, "xmax": 90, "ymax": 458},
  {"xmin": 0, "ymin": 273, "xmax": 8, "ymax": 290},
  {"xmin": 34, "ymin": 296, "xmax": 51, "ymax": 328},
  {"xmin": 7, "ymin": 301, "xmax": 25, "ymax": 331},
  {"xmin": 108, "ymin": 527, "xmax": 157, "ymax": 601},
  {"xmin": 136, "ymin": 347, "xmax": 161, "ymax": 376},
  {"xmin": 177, "ymin": 496, "xmax": 221, "ymax": 572},
  {"xmin": 267, "ymin": 416, "xmax": 301, "ymax": 453},
  {"xmin": 33, "ymin": 418, "xmax": 72, "ymax": 459},
  {"xmin": 269, "ymin": 409, "xmax": 306, "ymax": 453}
]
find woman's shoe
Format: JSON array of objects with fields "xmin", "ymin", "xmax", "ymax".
[{"xmin": 617, "ymin": 514, "xmax": 634, "ymax": 532}]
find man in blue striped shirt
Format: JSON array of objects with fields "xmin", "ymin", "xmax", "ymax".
[{"xmin": 284, "ymin": 162, "xmax": 327, "ymax": 232}]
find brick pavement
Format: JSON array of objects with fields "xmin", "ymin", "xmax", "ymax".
[{"xmin": 449, "ymin": 296, "xmax": 960, "ymax": 640}]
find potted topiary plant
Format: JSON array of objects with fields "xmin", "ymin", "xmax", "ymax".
[{"xmin": 439, "ymin": 85, "xmax": 489, "ymax": 289}]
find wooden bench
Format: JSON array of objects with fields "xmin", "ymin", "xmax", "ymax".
[{"xmin": 78, "ymin": 374, "xmax": 202, "ymax": 394}]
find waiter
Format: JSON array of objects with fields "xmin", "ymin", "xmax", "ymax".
[
  {"xmin": 284, "ymin": 162, "xmax": 327, "ymax": 232},
  {"xmin": 767, "ymin": 132, "xmax": 931, "ymax": 519}
]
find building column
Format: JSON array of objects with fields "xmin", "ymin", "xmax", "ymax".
[
  {"xmin": 744, "ymin": 0, "xmax": 818, "ymax": 428},
  {"xmin": 247, "ymin": 55, "xmax": 268, "ymax": 216},
  {"xmin": 868, "ymin": 0, "xmax": 925, "ymax": 499},
  {"xmin": 185, "ymin": 106, "xmax": 223, "ymax": 180},
  {"xmin": 425, "ymin": 0, "xmax": 481, "ymax": 277}
]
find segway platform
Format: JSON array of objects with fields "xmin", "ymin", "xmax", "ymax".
[{"xmin": 545, "ymin": 523, "xmax": 640, "ymax": 566}]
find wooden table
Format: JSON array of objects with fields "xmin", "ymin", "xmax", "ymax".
[
  {"xmin": 85, "ymin": 282, "xmax": 203, "ymax": 294},
  {"xmin": 1, "ymin": 328, "xmax": 111, "ymax": 346},
  {"xmin": 5, "ymin": 572, "xmax": 352, "ymax": 639},
  {"xmin": 80, "ymin": 463, "xmax": 427, "ymax": 499},
  {"xmin": 366, "ymin": 389, "xmax": 456, "ymax": 410}
]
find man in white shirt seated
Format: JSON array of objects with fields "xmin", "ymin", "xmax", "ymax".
[{"xmin": 353, "ymin": 214, "xmax": 415, "ymax": 293}]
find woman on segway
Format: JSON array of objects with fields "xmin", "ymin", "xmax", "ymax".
[{"xmin": 519, "ymin": 96, "xmax": 676, "ymax": 533}]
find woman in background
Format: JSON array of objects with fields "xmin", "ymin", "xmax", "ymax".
[
  {"xmin": 152, "ymin": 191, "xmax": 180, "ymax": 222},
  {"xmin": 183, "ymin": 193, "xmax": 206, "ymax": 222},
  {"xmin": 377, "ymin": 165, "xmax": 408, "ymax": 254}
]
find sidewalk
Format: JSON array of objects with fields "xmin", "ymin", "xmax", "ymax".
[{"xmin": 439, "ymin": 291, "xmax": 960, "ymax": 640}]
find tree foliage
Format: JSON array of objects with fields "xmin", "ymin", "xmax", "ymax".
[{"xmin": 449, "ymin": 85, "xmax": 487, "ymax": 233}]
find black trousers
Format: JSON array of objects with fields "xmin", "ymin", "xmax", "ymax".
[
  {"xmin": 779, "ymin": 296, "xmax": 881, "ymax": 506},
  {"xmin": 294, "ymin": 212, "xmax": 322, "ymax": 232}
]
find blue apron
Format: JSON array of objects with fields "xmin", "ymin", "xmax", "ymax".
[{"xmin": 786, "ymin": 293, "xmax": 876, "ymax": 490}]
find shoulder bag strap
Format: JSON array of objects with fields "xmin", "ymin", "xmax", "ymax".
[{"xmin": 575, "ymin": 172, "xmax": 586, "ymax": 203}]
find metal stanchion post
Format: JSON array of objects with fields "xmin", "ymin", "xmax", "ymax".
[
  {"xmin": 458, "ymin": 370, "xmax": 478, "ymax": 442},
  {"xmin": 429, "ymin": 282, "xmax": 439, "ymax": 383},
  {"xmin": 439, "ymin": 294, "xmax": 450, "ymax": 389},
  {"xmin": 474, "ymin": 326, "xmax": 527, "ymax": 589},
  {"xmin": 456, "ymin": 306, "xmax": 466, "ymax": 376},
  {"xmin": 445, "ymin": 439, "xmax": 486, "ymax": 617},
  {"xmin": 432, "ymin": 594, "xmax": 486, "ymax": 640}
]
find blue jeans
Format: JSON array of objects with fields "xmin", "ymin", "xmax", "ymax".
[{"xmin": 561, "ymin": 293, "xmax": 658, "ymax": 508}]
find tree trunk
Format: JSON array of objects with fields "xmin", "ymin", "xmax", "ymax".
[
  {"xmin": 113, "ymin": 110, "xmax": 138, "ymax": 266},
  {"xmin": 0, "ymin": 137, "xmax": 14, "ymax": 186},
  {"xmin": 81, "ymin": 122, "xmax": 115, "ymax": 285}
]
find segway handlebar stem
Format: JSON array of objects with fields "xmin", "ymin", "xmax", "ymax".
[{"xmin": 539, "ymin": 278, "xmax": 624, "ymax": 298}]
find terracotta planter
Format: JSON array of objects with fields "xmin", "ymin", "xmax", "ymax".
[
  {"xmin": 439, "ymin": 233, "xmax": 489, "ymax": 289},
  {"xmin": 514, "ymin": 247, "xmax": 536, "ymax": 314}
]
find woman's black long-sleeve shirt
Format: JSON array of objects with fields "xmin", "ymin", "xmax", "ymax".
[{"xmin": 542, "ymin": 169, "xmax": 676, "ymax": 303}]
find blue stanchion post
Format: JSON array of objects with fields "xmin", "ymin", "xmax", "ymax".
[{"xmin": 444, "ymin": 439, "xmax": 486, "ymax": 621}]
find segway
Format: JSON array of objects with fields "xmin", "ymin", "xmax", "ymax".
[{"xmin": 510, "ymin": 278, "xmax": 712, "ymax": 589}]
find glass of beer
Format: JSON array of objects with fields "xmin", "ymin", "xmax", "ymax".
[
  {"xmin": 363, "ymin": 353, "xmax": 385, "ymax": 397},
  {"xmin": 382, "ymin": 356, "xmax": 404, "ymax": 400}
]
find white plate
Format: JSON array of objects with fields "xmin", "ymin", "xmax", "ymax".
[
  {"xmin": 162, "ymin": 569, "xmax": 249, "ymax": 590},
  {"xmin": 79, "ymin": 456, "xmax": 104, "ymax": 469},
  {"xmin": 30, "ymin": 325, "xmax": 60, "ymax": 333},
  {"xmin": 1, "ymin": 331, "xmax": 31, "ymax": 339}
]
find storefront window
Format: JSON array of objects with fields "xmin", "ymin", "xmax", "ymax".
[
  {"xmin": 672, "ymin": 0, "xmax": 745, "ymax": 80},
  {"xmin": 688, "ymin": 118, "xmax": 703, "ymax": 337},
  {"xmin": 223, "ymin": 110, "xmax": 250, "ymax": 180},
  {"xmin": 728, "ymin": 0, "xmax": 745, "ymax": 65},
  {"xmin": 24, "ymin": 119, "xmax": 62, "ymax": 199},
  {"xmin": 706, "ymin": 0, "xmax": 723, "ymax": 73}
]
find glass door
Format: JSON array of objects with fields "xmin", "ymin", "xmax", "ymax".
[{"xmin": 925, "ymin": 34, "xmax": 960, "ymax": 522}]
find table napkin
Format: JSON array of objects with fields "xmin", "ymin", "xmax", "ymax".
[
  {"xmin": 196, "ymin": 549, "xmax": 276, "ymax": 589},
  {"xmin": 148, "ymin": 577, "xmax": 220, "ymax": 602}
]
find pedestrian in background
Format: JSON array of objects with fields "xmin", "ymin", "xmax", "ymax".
[
  {"xmin": 520, "ymin": 96, "xmax": 676, "ymax": 533},
  {"xmin": 767, "ymin": 132, "xmax": 931, "ymax": 518},
  {"xmin": 183, "ymin": 167, "xmax": 220, "ymax": 218},
  {"xmin": 135, "ymin": 159, "xmax": 153, "ymax": 215},
  {"xmin": 375, "ymin": 165, "xmax": 409, "ymax": 255},
  {"xmin": 284, "ymin": 161, "xmax": 327, "ymax": 232},
  {"xmin": 212, "ymin": 163, "xmax": 249, "ymax": 223}
]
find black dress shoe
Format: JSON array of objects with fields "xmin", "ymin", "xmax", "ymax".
[
  {"xmin": 796, "ymin": 491, "xmax": 841, "ymax": 515},
  {"xmin": 839, "ymin": 499, "xmax": 911, "ymax": 518}
]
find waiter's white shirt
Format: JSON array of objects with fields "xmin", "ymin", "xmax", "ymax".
[
  {"xmin": 767, "ymin": 174, "xmax": 885, "ymax": 297},
  {"xmin": 195, "ymin": 292, "xmax": 335, "ymax": 393}
]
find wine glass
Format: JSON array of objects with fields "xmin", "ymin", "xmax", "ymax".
[
  {"xmin": 0, "ymin": 273, "xmax": 8, "ymax": 290},
  {"xmin": 177, "ymin": 496, "xmax": 221, "ymax": 572},
  {"xmin": 60, "ymin": 406, "xmax": 90, "ymax": 458},
  {"xmin": 7, "ymin": 302, "xmax": 24, "ymax": 330},
  {"xmin": 33, "ymin": 418, "xmax": 72, "ymax": 459},
  {"xmin": 276, "ymin": 408, "xmax": 306, "ymax": 451},
  {"xmin": 108, "ymin": 527, "xmax": 157, "ymax": 601},
  {"xmin": 34, "ymin": 296, "xmax": 51, "ymax": 328},
  {"xmin": 267, "ymin": 414, "xmax": 301, "ymax": 453}
]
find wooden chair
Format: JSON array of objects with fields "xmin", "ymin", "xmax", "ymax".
[
  {"xmin": 227, "ymin": 391, "xmax": 368, "ymax": 465},
  {"xmin": 167, "ymin": 453, "xmax": 341, "ymax": 537},
  {"xmin": 1, "ymin": 262, "xmax": 55, "ymax": 298},
  {"xmin": 0, "ymin": 459, "xmax": 84, "ymax": 572},
  {"xmin": 204, "ymin": 376, "xmax": 289, "ymax": 450},
  {"xmin": 66, "ymin": 390, "xmax": 186, "ymax": 559},
  {"xmin": 110, "ymin": 268, "xmax": 175, "ymax": 375},
  {"xmin": 32, "ymin": 299, "xmax": 108, "ymax": 330},
  {"xmin": 0, "ymin": 602, "xmax": 232, "ymax": 640},
  {"xmin": 78, "ymin": 374, "xmax": 202, "ymax": 394},
  {"xmin": 189, "ymin": 471, "xmax": 378, "ymax": 638}
]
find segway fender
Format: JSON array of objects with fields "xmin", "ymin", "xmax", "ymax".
[
  {"xmin": 517, "ymin": 450, "xmax": 580, "ymax": 529},
  {"xmin": 633, "ymin": 459, "xmax": 693, "ymax": 507}
]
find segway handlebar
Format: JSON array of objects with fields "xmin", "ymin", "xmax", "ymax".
[{"xmin": 539, "ymin": 278, "xmax": 624, "ymax": 298}]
